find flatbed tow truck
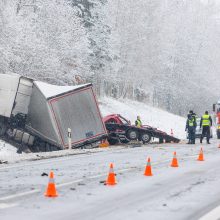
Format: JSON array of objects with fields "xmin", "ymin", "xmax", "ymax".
[{"xmin": 103, "ymin": 114, "xmax": 180, "ymax": 145}]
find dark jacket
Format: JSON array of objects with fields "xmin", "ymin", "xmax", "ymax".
[{"xmin": 186, "ymin": 115, "xmax": 197, "ymax": 131}]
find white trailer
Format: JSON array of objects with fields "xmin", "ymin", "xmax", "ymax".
[
  {"xmin": 26, "ymin": 81, "xmax": 107, "ymax": 149},
  {"xmin": 0, "ymin": 73, "xmax": 107, "ymax": 151}
]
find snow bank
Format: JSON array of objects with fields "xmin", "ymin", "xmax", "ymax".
[
  {"xmin": 0, "ymin": 140, "xmax": 18, "ymax": 163},
  {"xmin": 99, "ymin": 97, "xmax": 186, "ymax": 139}
]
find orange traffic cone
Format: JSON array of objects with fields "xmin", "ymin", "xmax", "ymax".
[
  {"xmin": 144, "ymin": 157, "xmax": 153, "ymax": 176},
  {"xmin": 218, "ymin": 143, "xmax": 220, "ymax": 148},
  {"xmin": 99, "ymin": 139, "xmax": 109, "ymax": 148},
  {"xmin": 105, "ymin": 163, "xmax": 117, "ymax": 185},
  {"xmin": 171, "ymin": 152, "xmax": 179, "ymax": 167},
  {"xmin": 45, "ymin": 171, "xmax": 58, "ymax": 197},
  {"xmin": 197, "ymin": 148, "xmax": 204, "ymax": 161}
]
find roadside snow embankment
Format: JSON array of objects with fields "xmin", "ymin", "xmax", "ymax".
[{"xmin": 99, "ymin": 97, "xmax": 186, "ymax": 139}]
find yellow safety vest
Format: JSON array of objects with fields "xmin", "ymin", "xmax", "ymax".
[
  {"xmin": 202, "ymin": 115, "xmax": 210, "ymax": 126},
  {"xmin": 136, "ymin": 119, "xmax": 142, "ymax": 128},
  {"xmin": 188, "ymin": 118, "xmax": 194, "ymax": 127}
]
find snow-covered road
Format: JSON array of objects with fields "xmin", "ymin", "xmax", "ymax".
[{"xmin": 1, "ymin": 140, "xmax": 220, "ymax": 220}]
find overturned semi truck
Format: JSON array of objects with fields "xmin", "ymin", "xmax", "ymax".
[{"xmin": 0, "ymin": 73, "xmax": 107, "ymax": 151}]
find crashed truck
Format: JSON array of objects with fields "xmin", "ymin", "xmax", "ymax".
[{"xmin": 0, "ymin": 73, "xmax": 107, "ymax": 152}]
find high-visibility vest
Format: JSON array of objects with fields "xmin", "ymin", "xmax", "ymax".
[
  {"xmin": 202, "ymin": 114, "xmax": 211, "ymax": 126},
  {"xmin": 136, "ymin": 119, "xmax": 142, "ymax": 128},
  {"xmin": 188, "ymin": 118, "xmax": 194, "ymax": 127}
]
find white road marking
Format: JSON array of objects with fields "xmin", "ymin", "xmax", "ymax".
[
  {"xmin": 199, "ymin": 205, "xmax": 220, "ymax": 220},
  {"xmin": 0, "ymin": 153, "xmax": 95, "ymax": 171},
  {"xmin": 0, "ymin": 189, "xmax": 40, "ymax": 201},
  {"xmin": 0, "ymin": 203, "xmax": 18, "ymax": 209},
  {"xmin": 57, "ymin": 179, "xmax": 84, "ymax": 188}
]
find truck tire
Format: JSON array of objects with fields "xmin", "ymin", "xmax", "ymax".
[
  {"xmin": 108, "ymin": 138, "xmax": 119, "ymax": 145},
  {"xmin": 126, "ymin": 129, "xmax": 138, "ymax": 140},
  {"xmin": 217, "ymin": 130, "xmax": 220, "ymax": 139},
  {"xmin": 141, "ymin": 132, "xmax": 151, "ymax": 144},
  {"xmin": 107, "ymin": 133, "xmax": 119, "ymax": 145}
]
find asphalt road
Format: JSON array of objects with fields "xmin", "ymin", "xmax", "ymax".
[{"xmin": 1, "ymin": 139, "xmax": 220, "ymax": 220}]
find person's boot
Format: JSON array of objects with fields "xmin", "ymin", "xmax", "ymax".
[{"xmin": 200, "ymin": 138, "xmax": 202, "ymax": 144}]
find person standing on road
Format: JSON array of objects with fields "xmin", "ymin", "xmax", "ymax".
[
  {"xmin": 186, "ymin": 114, "xmax": 197, "ymax": 144},
  {"xmin": 135, "ymin": 116, "xmax": 142, "ymax": 128},
  {"xmin": 200, "ymin": 111, "xmax": 212, "ymax": 144},
  {"xmin": 189, "ymin": 110, "xmax": 197, "ymax": 121}
]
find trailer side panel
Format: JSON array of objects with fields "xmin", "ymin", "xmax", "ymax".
[{"xmin": 26, "ymin": 84, "xmax": 61, "ymax": 146}]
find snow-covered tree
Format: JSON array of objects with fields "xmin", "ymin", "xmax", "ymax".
[{"xmin": 1, "ymin": 0, "xmax": 90, "ymax": 85}]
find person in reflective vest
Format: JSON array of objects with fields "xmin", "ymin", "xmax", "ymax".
[
  {"xmin": 186, "ymin": 114, "xmax": 197, "ymax": 144},
  {"xmin": 135, "ymin": 116, "xmax": 142, "ymax": 128},
  {"xmin": 189, "ymin": 110, "xmax": 197, "ymax": 122},
  {"xmin": 200, "ymin": 111, "xmax": 212, "ymax": 144}
]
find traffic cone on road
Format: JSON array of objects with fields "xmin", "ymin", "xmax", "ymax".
[
  {"xmin": 171, "ymin": 152, "xmax": 179, "ymax": 167},
  {"xmin": 45, "ymin": 171, "xmax": 58, "ymax": 197},
  {"xmin": 105, "ymin": 163, "xmax": 117, "ymax": 185},
  {"xmin": 197, "ymin": 148, "xmax": 204, "ymax": 161},
  {"xmin": 218, "ymin": 143, "xmax": 220, "ymax": 148},
  {"xmin": 144, "ymin": 157, "xmax": 153, "ymax": 176}
]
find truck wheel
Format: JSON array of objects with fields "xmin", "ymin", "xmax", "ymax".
[
  {"xmin": 217, "ymin": 130, "xmax": 220, "ymax": 139},
  {"xmin": 108, "ymin": 138, "xmax": 119, "ymax": 145},
  {"xmin": 107, "ymin": 133, "xmax": 119, "ymax": 145},
  {"xmin": 141, "ymin": 133, "xmax": 151, "ymax": 144},
  {"xmin": 126, "ymin": 129, "xmax": 138, "ymax": 140}
]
